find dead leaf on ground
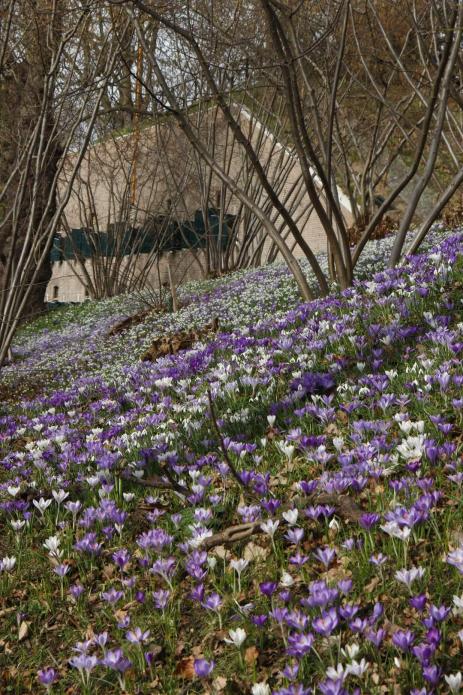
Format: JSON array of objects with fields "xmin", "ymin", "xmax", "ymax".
[
  {"xmin": 175, "ymin": 656, "xmax": 195, "ymax": 679},
  {"xmin": 243, "ymin": 542, "xmax": 270, "ymax": 562},
  {"xmin": 114, "ymin": 609, "xmax": 127, "ymax": 623},
  {"xmin": 141, "ymin": 318, "xmax": 219, "ymax": 362},
  {"xmin": 212, "ymin": 545, "xmax": 231, "ymax": 560},
  {"xmin": 18, "ymin": 621, "xmax": 29, "ymax": 642},
  {"xmin": 244, "ymin": 646, "xmax": 259, "ymax": 666},
  {"xmin": 212, "ymin": 676, "xmax": 227, "ymax": 691},
  {"xmin": 102, "ymin": 564, "xmax": 115, "ymax": 580},
  {"xmin": 365, "ymin": 576, "xmax": 381, "ymax": 594}
]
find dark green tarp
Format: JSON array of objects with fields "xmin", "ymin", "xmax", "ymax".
[{"xmin": 51, "ymin": 209, "xmax": 237, "ymax": 262}]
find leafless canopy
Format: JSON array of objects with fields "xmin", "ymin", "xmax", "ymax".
[{"xmin": 0, "ymin": 0, "xmax": 462, "ymax": 367}]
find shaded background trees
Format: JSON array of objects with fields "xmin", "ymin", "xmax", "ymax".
[
  {"xmin": 0, "ymin": 0, "xmax": 130, "ymax": 364},
  {"xmin": 0, "ymin": 0, "xmax": 462, "ymax": 367}
]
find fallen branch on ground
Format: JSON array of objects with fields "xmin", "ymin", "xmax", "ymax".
[
  {"xmin": 200, "ymin": 493, "xmax": 363, "ymax": 550},
  {"xmin": 128, "ymin": 475, "xmax": 189, "ymax": 496}
]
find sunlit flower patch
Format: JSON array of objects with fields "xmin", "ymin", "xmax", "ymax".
[{"xmin": 2, "ymin": 225, "xmax": 463, "ymax": 693}]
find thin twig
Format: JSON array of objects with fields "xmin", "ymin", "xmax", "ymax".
[{"xmin": 128, "ymin": 474, "xmax": 189, "ymax": 497}]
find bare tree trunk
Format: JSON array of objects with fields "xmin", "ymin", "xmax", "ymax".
[
  {"xmin": 406, "ymin": 166, "xmax": 463, "ymax": 257},
  {"xmin": 389, "ymin": 1, "xmax": 463, "ymax": 266}
]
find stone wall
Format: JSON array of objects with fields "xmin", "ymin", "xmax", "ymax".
[
  {"xmin": 46, "ymin": 249, "xmax": 207, "ymax": 303},
  {"xmin": 48, "ymin": 105, "xmax": 352, "ymax": 302}
]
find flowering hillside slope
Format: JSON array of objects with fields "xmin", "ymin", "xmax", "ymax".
[{"xmin": 2, "ymin": 229, "xmax": 463, "ymax": 694}]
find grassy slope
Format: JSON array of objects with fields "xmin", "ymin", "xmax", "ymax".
[{"xmin": 1, "ymin": 228, "xmax": 463, "ymax": 693}]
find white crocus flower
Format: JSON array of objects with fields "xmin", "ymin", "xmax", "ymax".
[
  {"xmin": 267, "ymin": 415, "xmax": 276, "ymax": 427},
  {"xmin": 10, "ymin": 520, "xmax": 25, "ymax": 532},
  {"xmin": 397, "ymin": 435, "xmax": 425, "ymax": 460},
  {"xmin": 0, "ymin": 556, "xmax": 16, "ymax": 572},
  {"xmin": 398, "ymin": 420, "xmax": 413, "ymax": 435},
  {"xmin": 346, "ymin": 659, "xmax": 369, "ymax": 678},
  {"xmin": 207, "ymin": 556, "xmax": 217, "ymax": 570},
  {"xmin": 7, "ymin": 486, "xmax": 20, "ymax": 497},
  {"xmin": 224, "ymin": 628, "xmax": 246, "ymax": 648},
  {"xmin": 260, "ymin": 519, "xmax": 279, "ymax": 538},
  {"xmin": 188, "ymin": 529, "xmax": 213, "ymax": 549},
  {"xmin": 280, "ymin": 571, "xmax": 294, "ymax": 588},
  {"xmin": 394, "ymin": 566, "xmax": 425, "ymax": 588},
  {"xmin": 251, "ymin": 684, "xmax": 270, "ymax": 695},
  {"xmin": 277, "ymin": 442, "xmax": 295, "ymax": 461},
  {"xmin": 282, "ymin": 509, "xmax": 298, "ymax": 526},
  {"xmin": 52, "ymin": 489, "xmax": 69, "ymax": 505},
  {"xmin": 33, "ymin": 497, "xmax": 53, "ymax": 515},
  {"xmin": 445, "ymin": 673, "xmax": 463, "ymax": 693},
  {"xmin": 454, "ymin": 595, "xmax": 463, "ymax": 614},
  {"xmin": 380, "ymin": 521, "xmax": 411, "ymax": 542},
  {"xmin": 326, "ymin": 664, "xmax": 345, "ymax": 681},
  {"xmin": 341, "ymin": 643, "xmax": 360, "ymax": 660},
  {"xmin": 43, "ymin": 535, "xmax": 62, "ymax": 558},
  {"xmin": 230, "ymin": 559, "xmax": 249, "ymax": 575}
]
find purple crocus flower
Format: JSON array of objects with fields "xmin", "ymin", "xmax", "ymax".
[
  {"xmin": 153, "ymin": 589, "xmax": 170, "ymax": 610},
  {"xmin": 261, "ymin": 498, "xmax": 281, "ymax": 515},
  {"xmin": 101, "ymin": 588, "xmax": 124, "ymax": 604},
  {"xmin": 289, "ymin": 553, "xmax": 309, "ymax": 567},
  {"xmin": 359, "ymin": 513, "xmax": 380, "ymax": 530},
  {"xmin": 194, "ymin": 658, "xmax": 215, "ymax": 678},
  {"xmin": 337, "ymin": 579, "xmax": 352, "ymax": 595},
  {"xmin": 270, "ymin": 607, "xmax": 289, "ymax": 624},
  {"xmin": 37, "ymin": 668, "xmax": 58, "ymax": 689},
  {"xmin": 136, "ymin": 528, "xmax": 173, "ymax": 553},
  {"xmin": 426, "ymin": 626, "xmax": 441, "ymax": 645},
  {"xmin": 428, "ymin": 604, "xmax": 451, "ymax": 622},
  {"xmin": 150, "ymin": 557, "xmax": 177, "ymax": 582},
  {"xmin": 410, "ymin": 594, "xmax": 427, "ymax": 611},
  {"xmin": 259, "ymin": 581, "xmax": 278, "ymax": 597},
  {"xmin": 318, "ymin": 678, "xmax": 348, "ymax": 695},
  {"xmin": 125, "ymin": 627, "xmax": 150, "ymax": 644},
  {"xmin": 202, "ymin": 593, "xmax": 223, "ymax": 611},
  {"xmin": 365, "ymin": 628, "xmax": 386, "ymax": 647},
  {"xmin": 285, "ymin": 528, "xmax": 304, "ymax": 545},
  {"xmin": 53, "ymin": 563, "xmax": 70, "ymax": 578},
  {"xmin": 411, "ymin": 642, "xmax": 436, "ymax": 666},
  {"xmin": 392, "ymin": 629, "xmax": 415, "ymax": 652},
  {"xmin": 102, "ymin": 649, "xmax": 131, "ymax": 673},
  {"xmin": 286, "ymin": 632, "xmax": 314, "ymax": 658},
  {"xmin": 422, "ymin": 664, "xmax": 442, "ymax": 686},
  {"xmin": 312, "ymin": 608, "xmax": 339, "ymax": 637},
  {"xmin": 68, "ymin": 654, "xmax": 98, "ymax": 677},
  {"xmin": 190, "ymin": 583, "xmax": 205, "ymax": 603},
  {"xmin": 273, "ymin": 685, "xmax": 312, "ymax": 695},
  {"xmin": 339, "ymin": 603, "xmax": 359, "ymax": 621},
  {"xmin": 281, "ymin": 661, "xmax": 299, "ymax": 680},
  {"xmin": 112, "ymin": 548, "xmax": 131, "ymax": 570},
  {"xmin": 95, "ymin": 632, "xmax": 108, "ymax": 648},
  {"xmin": 251, "ymin": 614, "xmax": 268, "ymax": 627},
  {"xmin": 314, "ymin": 546, "xmax": 336, "ymax": 568}
]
